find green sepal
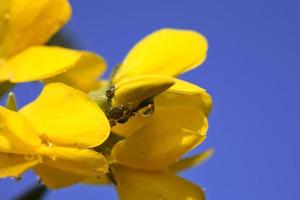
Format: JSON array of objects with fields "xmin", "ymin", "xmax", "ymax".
[{"xmin": 6, "ymin": 92, "xmax": 17, "ymax": 111}]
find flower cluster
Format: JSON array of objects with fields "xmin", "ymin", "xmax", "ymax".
[{"xmin": 0, "ymin": 0, "xmax": 213, "ymax": 199}]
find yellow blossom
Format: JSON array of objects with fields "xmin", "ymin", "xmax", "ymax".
[
  {"xmin": 111, "ymin": 164, "xmax": 205, "ymax": 200},
  {"xmin": 0, "ymin": 83, "xmax": 110, "ymax": 189},
  {"xmin": 0, "ymin": 0, "xmax": 106, "ymax": 92},
  {"xmin": 86, "ymin": 28, "xmax": 212, "ymax": 200},
  {"xmin": 109, "ymin": 29, "xmax": 212, "ymax": 138},
  {"xmin": 109, "ymin": 124, "xmax": 210, "ymax": 200}
]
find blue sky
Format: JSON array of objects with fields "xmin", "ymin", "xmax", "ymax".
[{"xmin": 0, "ymin": 0, "xmax": 299, "ymax": 199}]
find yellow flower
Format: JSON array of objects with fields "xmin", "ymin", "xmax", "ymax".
[
  {"xmin": 0, "ymin": 83, "xmax": 110, "ymax": 189},
  {"xmin": 87, "ymin": 29, "xmax": 212, "ymax": 200},
  {"xmin": 109, "ymin": 124, "xmax": 211, "ymax": 200},
  {"xmin": 0, "ymin": 0, "xmax": 106, "ymax": 92},
  {"xmin": 90, "ymin": 29, "xmax": 212, "ymax": 137}
]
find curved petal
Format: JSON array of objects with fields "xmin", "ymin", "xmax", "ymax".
[
  {"xmin": 0, "ymin": 153, "xmax": 39, "ymax": 178},
  {"xmin": 168, "ymin": 148, "xmax": 214, "ymax": 173},
  {"xmin": 20, "ymin": 83, "xmax": 110, "ymax": 148},
  {"xmin": 0, "ymin": 63, "xmax": 9, "ymax": 82},
  {"xmin": 112, "ymin": 90, "xmax": 208, "ymax": 138},
  {"xmin": 112, "ymin": 124, "xmax": 205, "ymax": 171},
  {"xmin": 34, "ymin": 147, "xmax": 108, "ymax": 189},
  {"xmin": 83, "ymin": 175, "xmax": 111, "ymax": 185},
  {"xmin": 112, "ymin": 165, "xmax": 205, "ymax": 200},
  {"xmin": 113, "ymin": 75, "xmax": 174, "ymax": 107},
  {"xmin": 0, "ymin": 106, "xmax": 41, "ymax": 154},
  {"xmin": 4, "ymin": 46, "xmax": 106, "ymax": 92},
  {"xmin": 0, "ymin": 0, "xmax": 71, "ymax": 58},
  {"xmin": 167, "ymin": 79, "xmax": 212, "ymax": 116},
  {"xmin": 113, "ymin": 28, "xmax": 208, "ymax": 82}
]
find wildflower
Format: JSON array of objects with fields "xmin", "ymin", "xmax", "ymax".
[
  {"xmin": 108, "ymin": 124, "xmax": 211, "ymax": 200},
  {"xmin": 95, "ymin": 28, "xmax": 212, "ymax": 140},
  {"xmin": 0, "ymin": 0, "xmax": 106, "ymax": 92},
  {"xmin": 87, "ymin": 29, "xmax": 212, "ymax": 199},
  {"xmin": 0, "ymin": 83, "xmax": 110, "ymax": 189}
]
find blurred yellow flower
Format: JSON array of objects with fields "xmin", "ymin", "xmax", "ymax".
[
  {"xmin": 0, "ymin": 83, "xmax": 110, "ymax": 189},
  {"xmin": 0, "ymin": 0, "xmax": 106, "ymax": 92}
]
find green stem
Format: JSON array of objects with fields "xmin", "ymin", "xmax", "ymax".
[{"xmin": 0, "ymin": 81, "xmax": 14, "ymax": 100}]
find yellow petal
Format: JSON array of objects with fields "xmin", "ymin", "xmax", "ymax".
[
  {"xmin": 20, "ymin": 83, "xmax": 110, "ymax": 148},
  {"xmin": 0, "ymin": 63, "xmax": 9, "ymax": 82},
  {"xmin": 83, "ymin": 175, "xmax": 111, "ymax": 185},
  {"xmin": 112, "ymin": 90, "xmax": 208, "ymax": 138},
  {"xmin": 112, "ymin": 165, "xmax": 205, "ymax": 200},
  {"xmin": 0, "ymin": 106, "xmax": 41, "ymax": 154},
  {"xmin": 4, "ymin": 46, "xmax": 106, "ymax": 91},
  {"xmin": 44, "ymin": 54, "xmax": 107, "ymax": 92},
  {"xmin": 34, "ymin": 146, "xmax": 108, "ymax": 189},
  {"xmin": 113, "ymin": 28, "xmax": 208, "ymax": 82},
  {"xmin": 113, "ymin": 75, "xmax": 174, "ymax": 108},
  {"xmin": 162, "ymin": 79, "xmax": 212, "ymax": 116},
  {"xmin": 168, "ymin": 148, "xmax": 214, "ymax": 173},
  {"xmin": 0, "ymin": 0, "xmax": 71, "ymax": 58},
  {"xmin": 112, "ymin": 124, "xmax": 205, "ymax": 171},
  {"xmin": 0, "ymin": 153, "xmax": 39, "ymax": 178}
]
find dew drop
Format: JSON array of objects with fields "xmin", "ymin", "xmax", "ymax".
[
  {"xmin": 40, "ymin": 134, "xmax": 52, "ymax": 146},
  {"xmin": 138, "ymin": 102, "xmax": 154, "ymax": 117},
  {"xmin": 36, "ymin": 177, "xmax": 44, "ymax": 185}
]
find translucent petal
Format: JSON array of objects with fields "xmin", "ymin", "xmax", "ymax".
[
  {"xmin": 0, "ymin": 63, "xmax": 9, "ymax": 82},
  {"xmin": 167, "ymin": 79, "xmax": 212, "ymax": 116},
  {"xmin": 0, "ymin": 0, "xmax": 71, "ymax": 58},
  {"xmin": 34, "ymin": 146, "xmax": 108, "ymax": 189},
  {"xmin": 113, "ymin": 75, "xmax": 174, "ymax": 107},
  {"xmin": 0, "ymin": 106, "xmax": 41, "ymax": 154},
  {"xmin": 4, "ymin": 46, "xmax": 106, "ymax": 91},
  {"xmin": 112, "ymin": 165, "xmax": 205, "ymax": 200},
  {"xmin": 112, "ymin": 90, "xmax": 208, "ymax": 138},
  {"xmin": 0, "ymin": 153, "xmax": 39, "ymax": 178},
  {"xmin": 20, "ymin": 83, "xmax": 110, "ymax": 148},
  {"xmin": 112, "ymin": 124, "xmax": 205, "ymax": 171},
  {"xmin": 113, "ymin": 28, "xmax": 208, "ymax": 82},
  {"xmin": 168, "ymin": 148, "xmax": 214, "ymax": 173}
]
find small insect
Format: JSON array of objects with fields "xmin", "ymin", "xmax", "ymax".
[
  {"xmin": 106, "ymin": 85, "xmax": 116, "ymax": 101},
  {"xmin": 105, "ymin": 86, "xmax": 155, "ymax": 127},
  {"xmin": 110, "ymin": 105, "xmax": 124, "ymax": 119}
]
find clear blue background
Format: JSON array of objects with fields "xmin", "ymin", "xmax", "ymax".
[{"xmin": 1, "ymin": 0, "xmax": 299, "ymax": 199}]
